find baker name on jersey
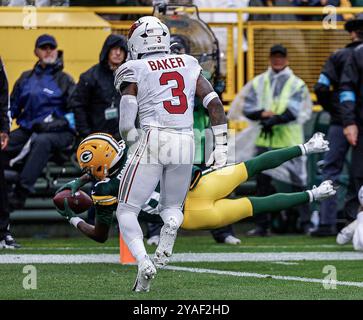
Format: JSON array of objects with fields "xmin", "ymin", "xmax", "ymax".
[{"xmin": 148, "ymin": 57, "xmax": 185, "ymax": 71}]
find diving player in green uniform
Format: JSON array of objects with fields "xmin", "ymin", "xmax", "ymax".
[{"xmin": 56, "ymin": 132, "xmax": 336, "ymax": 244}]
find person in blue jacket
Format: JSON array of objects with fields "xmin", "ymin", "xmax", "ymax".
[{"xmin": 5, "ymin": 34, "xmax": 75, "ymax": 210}]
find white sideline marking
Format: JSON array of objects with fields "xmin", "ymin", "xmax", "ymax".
[
  {"xmin": 1, "ymin": 252, "xmax": 363, "ymax": 264},
  {"xmin": 164, "ymin": 265, "xmax": 363, "ymax": 288},
  {"xmin": 272, "ymin": 261, "xmax": 299, "ymax": 265},
  {"xmin": 0, "ymin": 254, "xmax": 120, "ymax": 264},
  {"xmin": 17, "ymin": 247, "xmax": 119, "ymax": 251},
  {"xmin": 19, "ymin": 244, "xmax": 342, "ymax": 251}
]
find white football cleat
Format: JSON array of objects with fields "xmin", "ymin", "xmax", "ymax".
[
  {"xmin": 352, "ymin": 213, "xmax": 363, "ymax": 251},
  {"xmin": 224, "ymin": 235, "xmax": 241, "ymax": 245},
  {"xmin": 336, "ymin": 220, "xmax": 358, "ymax": 245},
  {"xmin": 132, "ymin": 256, "xmax": 156, "ymax": 292},
  {"xmin": 301, "ymin": 132, "xmax": 330, "ymax": 155},
  {"xmin": 153, "ymin": 217, "xmax": 178, "ymax": 269},
  {"xmin": 307, "ymin": 180, "xmax": 336, "ymax": 202}
]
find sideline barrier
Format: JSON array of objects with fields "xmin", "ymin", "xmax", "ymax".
[{"xmin": 0, "ymin": 6, "xmax": 361, "ymax": 102}]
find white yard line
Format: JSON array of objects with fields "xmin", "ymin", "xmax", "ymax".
[
  {"xmin": 17, "ymin": 244, "xmax": 343, "ymax": 251},
  {"xmin": 164, "ymin": 265, "xmax": 363, "ymax": 288},
  {"xmin": 1, "ymin": 252, "xmax": 363, "ymax": 264}
]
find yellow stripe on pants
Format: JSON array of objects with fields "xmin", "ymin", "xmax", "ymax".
[{"xmin": 182, "ymin": 162, "xmax": 253, "ymax": 230}]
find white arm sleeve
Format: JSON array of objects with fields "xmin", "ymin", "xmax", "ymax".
[{"xmin": 119, "ymin": 95, "xmax": 139, "ymax": 146}]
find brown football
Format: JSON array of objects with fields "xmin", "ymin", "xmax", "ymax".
[{"xmin": 53, "ymin": 189, "xmax": 93, "ymax": 214}]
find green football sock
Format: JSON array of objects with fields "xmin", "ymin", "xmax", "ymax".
[
  {"xmin": 249, "ymin": 192, "xmax": 310, "ymax": 216},
  {"xmin": 244, "ymin": 146, "xmax": 302, "ymax": 178}
]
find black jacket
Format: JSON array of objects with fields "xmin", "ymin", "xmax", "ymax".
[
  {"xmin": 314, "ymin": 41, "xmax": 363, "ymax": 125},
  {"xmin": 69, "ymin": 34, "xmax": 128, "ymax": 139},
  {"xmin": 339, "ymin": 42, "xmax": 363, "ymax": 128},
  {"xmin": 0, "ymin": 57, "xmax": 9, "ymax": 133}
]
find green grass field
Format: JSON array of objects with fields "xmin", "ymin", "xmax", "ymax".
[{"xmin": 1, "ymin": 235, "xmax": 363, "ymax": 300}]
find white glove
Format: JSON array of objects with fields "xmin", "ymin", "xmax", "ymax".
[{"xmin": 206, "ymin": 144, "xmax": 228, "ymax": 169}]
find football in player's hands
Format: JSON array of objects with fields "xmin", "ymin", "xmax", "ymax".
[{"xmin": 53, "ymin": 190, "xmax": 93, "ymax": 214}]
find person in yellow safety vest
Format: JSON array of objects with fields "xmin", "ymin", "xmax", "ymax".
[{"xmin": 242, "ymin": 44, "xmax": 313, "ymax": 236}]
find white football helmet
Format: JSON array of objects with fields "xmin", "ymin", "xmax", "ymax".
[{"xmin": 127, "ymin": 16, "xmax": 170, "ymax": 60}]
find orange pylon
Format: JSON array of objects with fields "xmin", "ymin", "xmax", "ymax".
[{"xmin": 119, "ymin": 233, "xmax": 137, "ymax": 265}]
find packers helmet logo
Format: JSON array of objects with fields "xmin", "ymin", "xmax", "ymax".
[{"xmin": 80, "ymin": 150, "xmax": 93, "ymax": 163}]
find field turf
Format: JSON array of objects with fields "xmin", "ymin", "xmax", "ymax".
[{"xmin": 1, "ymin": 235, "xmax": 363, "ymax": 300}]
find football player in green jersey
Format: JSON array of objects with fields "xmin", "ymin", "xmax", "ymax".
[
  {"xmin": 56, "ymin": 133, "xmax": 163, "ymax": 243},
  {"xmin": 56, "ymin": 132, "xmax": 336, "ymax": 246}
]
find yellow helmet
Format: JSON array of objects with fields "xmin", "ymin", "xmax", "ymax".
[{"xmin": 76, "ymin": 133, "xmax": 126, "ymax": 180}]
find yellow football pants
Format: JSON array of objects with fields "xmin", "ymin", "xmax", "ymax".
[{"xmin": 182, "ymin": 163, "xmax": 253, "ymax": 230}]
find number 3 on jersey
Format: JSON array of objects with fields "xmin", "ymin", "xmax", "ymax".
[{"xmin": 159, "ymin": 71, "xmax": 188, "ymax": 114}]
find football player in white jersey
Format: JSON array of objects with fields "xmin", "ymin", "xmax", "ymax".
[
  {"xmin": 114, "ymin": 16, "xmax": 228, "ymax": 292},
  {"xmin": 336, "ymin": 186, "xmax": 363, "ymax": 251}
]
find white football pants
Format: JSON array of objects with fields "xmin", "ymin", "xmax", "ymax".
[{"xmin": 116, "ymin": 127, "xmax": 194, "ymax": 262}]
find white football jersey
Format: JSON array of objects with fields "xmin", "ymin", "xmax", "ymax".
[{"xmin": 117, "ymin": 53, "xmax": 202, "ymax": 129}]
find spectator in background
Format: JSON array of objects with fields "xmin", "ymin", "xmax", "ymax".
[
  {"xmin": 0, "ymin": 57, "xmax": 20, "ymax": 248},
  {"xmin": 7, "ymin": 0, "xmax": 69, "ymax": 5},
  {"xmin": 69, "ymin": 34, "xmax": 127, "ymax": 225},
  {"xmin": 249, "ymin": 0, "xmax": 298, "ymax": 21},
  {"xmin": 292, "ymin": 0, "xmax": 341, "ymax": 21},
  {"xmin": 5, "ymin": 34, "xmax": 75, "ymax": 210},
  {"xmin": 70, "ymin": 34, "xmax": 128, "ymax": 141},
  {"xmin": 242, "ymin": 44, "xmax": 312, "ymax": 236},
  {"xmin": 312, "ymin": 15, "xmax": 363, "ymax": 236},
  {"xmin": 339, "ymin": 14, "xmax": 363, "ymax": 226}
]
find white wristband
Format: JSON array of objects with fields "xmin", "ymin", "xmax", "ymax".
[
  {"xmin": 203, "ymin": 92, "xmax": 219, "ymax": 109},
  {"xmin": 212, "ymin": 124, "xmax": 228, "ymax": 145},
  {"xmin": 307, "ymin": 190, "xmax": 314, "ymax": 203},
  {"xmin": 69, "ymin": 217, "xmax": 84, "ymax": 229}
]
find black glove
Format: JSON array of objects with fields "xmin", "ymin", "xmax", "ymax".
[
  {"xmin": 245, "ymin": 110, "xmax": 264, "ymax": 121},
  {"xmin": 259, "ymin": 118, "xmax": 275, "ymax": 140},
  {"xmin": 259, "ymin": 109, "xmax": 296, "ymax": 139}
]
